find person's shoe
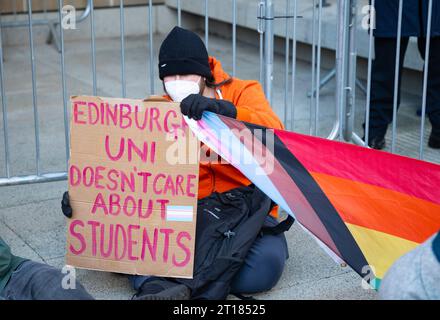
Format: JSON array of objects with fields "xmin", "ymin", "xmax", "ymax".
[
  {"xmin": 132, "ymin": 279, "xmax": 190, "ymax": 300},
  {"xmin": 428, "ymin": 131, "xmax": 440, "ymax": 149},
  {"xmin": 368, "ymin": 136, "xmax": 386, "ymax": 150}
]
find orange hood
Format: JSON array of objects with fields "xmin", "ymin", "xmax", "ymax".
[{"xmin": 208, "ymin": 56, "xmax": 231, "ymax": 83}]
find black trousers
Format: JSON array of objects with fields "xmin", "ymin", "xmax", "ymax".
[{"xmin": 367, "ymin": 37, "xmax": 440, "ymax": 139}]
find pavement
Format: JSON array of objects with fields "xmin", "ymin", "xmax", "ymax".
[
  {"xmin": 1, "ymin": 12, "xmax": 438, "ymax": 299},
  {"xmin": 0, "ymin": 181, "xmax": 377, "ymax": 300}
]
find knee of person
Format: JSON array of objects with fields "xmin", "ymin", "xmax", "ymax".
[
  {"xmin": 257, "ymin": 243, "xmax": 287, "ymax": 287},
  {"xmin": 232, "ymin": 241, "xmax": 287, "ymax": 293},
  {"xmin": 260, "ymin": 257, "xmax": 286, "ymax": 291},
  {"xmin": 265, "ymin": 247, "xmax": 286, "ymax": 271},
  {"xmin": 266, "ymin": 232, "xmax": 288, "ymax": 257},
  {"xmin": 233, "ymin": 261, "xmax": 284, "ymax": 294}
]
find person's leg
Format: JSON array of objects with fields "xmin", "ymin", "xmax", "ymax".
[
  {"xmin": 417, "ymin": 36, "xmax": 440, "ymax": 148},
  {"xmin": 367, "ymin": 37, "xmax": 409, "ymax": 144},
  {"xmin": 128, "ymin": 275, "xmax": 152, "ymax": 291},
  {"xmin": 230, "ymin": 216, "xmax": 289, "ymax": 294},
  {"xmin": 1, "ymin": 261, "xmax": 93, "ymax": 300}
]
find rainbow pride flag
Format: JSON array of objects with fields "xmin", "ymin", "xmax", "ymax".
[{"xmin": 185, "ymin": 112, "xmax": 440, "ymax": 288}]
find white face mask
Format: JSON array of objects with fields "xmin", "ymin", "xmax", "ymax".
[{"xmin": 164, "ymin": 78, "xmax": 201, "ymax": 102}]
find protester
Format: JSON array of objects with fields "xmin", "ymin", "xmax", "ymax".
[
  {"xmin": 379, "ymin": 231, "xmax": 440, "ymax": 300},
  {"xmin": 62, "ymin": 26, "xmax": 289, "ymax": 300},
  {"xmin": 365, "ymin": 0, "xmax": 440, "ymax": 150},
  {"xmin": 0, "ymin": 236, "xmax": 93, "ymax": 300}
]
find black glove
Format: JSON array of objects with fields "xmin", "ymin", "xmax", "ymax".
[
  {"xmin": 61, "ymin": 191, "xmax": 73, "ymax": 219},
  {"xmin": 180, "ymin": 94, "xmax": 237, "ymax": 120}
]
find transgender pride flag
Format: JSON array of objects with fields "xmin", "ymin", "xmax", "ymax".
[
  {"xmin": 166, "ymin": 205, "xmax": 194, "ymax": 222},
  {"xmin": 185, "ymin": 111, "xmax": 440, "ymax": 289}
]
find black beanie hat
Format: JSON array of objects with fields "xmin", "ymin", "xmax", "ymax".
[{"xmin": 158, "ymin": 26, "xmax": 212, "ymax": 80}]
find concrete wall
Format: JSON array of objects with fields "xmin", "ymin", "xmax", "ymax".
[
  {"xmin": 0, "ymin": 0, "xmax": 425, "ymax": 95},
  {"xmin": 0, "ymin": 0, "xmax": 424, "ymax": 72}
]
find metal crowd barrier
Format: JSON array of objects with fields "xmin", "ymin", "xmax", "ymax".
[
  {"xmin": 346, "ymin": 0, "xmax": 433, "ymax": 159},
  {"xmin": 0, "ymin": 0, "xmax": 240, "ymax": 186},
  {"xmin": 259, "ymin": 0, "xmax": 338, "ymax": 137},
  {"xmin": 0, "ymin": 0, "xmax": 93, "ymax": 186},
  {"xmin": 260, "ymin": 0, "xmax": 435, "ymax": 161},
  {"xmin": 0, "ymin": 0, "xmax": 437, "ymax": 187},
  {"xmin": 1, "ymin": 0, "xmax": 92, "ymax": 52}
]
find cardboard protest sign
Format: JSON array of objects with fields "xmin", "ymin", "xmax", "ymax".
[{"xmin": 66, "ymin": 95, "xmax": 200, "ymax": 278}]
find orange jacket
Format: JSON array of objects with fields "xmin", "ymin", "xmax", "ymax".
[{"xmin": 167, "ymin": 57, "xmax": 284, "ymax": 217}]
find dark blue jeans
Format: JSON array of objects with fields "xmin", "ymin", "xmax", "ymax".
[
  {"xmin": 130, "ymin": 216, "xmax": 289, "ymax": 294},
  {"xmin": 0, "ymin": 260, "xmax": 93, "ymax": 300}
]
